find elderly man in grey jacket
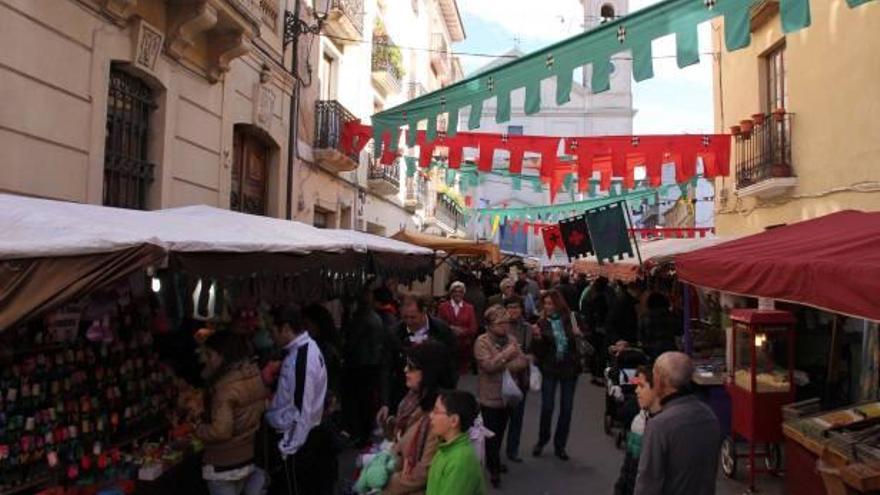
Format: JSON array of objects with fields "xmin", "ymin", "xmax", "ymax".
[{"xmin": 634, "ymin": 352, "xmax": 721, "ymax": 495}]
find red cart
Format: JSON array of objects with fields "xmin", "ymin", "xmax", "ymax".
[{"xmin": 721, "ymin": 309, "xmax": 796, "ymax": 492}]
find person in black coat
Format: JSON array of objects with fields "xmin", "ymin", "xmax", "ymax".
[
  {"xmin": 383, "ymin": 294, "xmax": 458, "ymax": 414},
  {"xmin": 638, "ymin": 292, "xmax": 678, "ymax": 360},
  {"xmin": 607, "ymin": 282, "xmax": 642, "ymax": 346},
  {"xmin": 555, "ymin": 272, "xmax": 580, "ymax": 314},
  {"xmin": 531, "ymin": 290, "xmax": 585, "ymax": 461}
]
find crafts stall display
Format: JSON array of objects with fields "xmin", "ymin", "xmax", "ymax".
[{"xmin": 0, "ymin": 281, "xmax": 205, "ymax": 495}]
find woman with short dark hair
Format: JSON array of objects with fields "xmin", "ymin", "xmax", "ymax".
[{"xmin": 381, "ymin": 341, "xmax": 454, "ymax": 495}]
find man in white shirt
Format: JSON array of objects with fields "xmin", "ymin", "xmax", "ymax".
[{"xmin": 266, "ymin": 304, "xmax": 333, "ymax": 495}]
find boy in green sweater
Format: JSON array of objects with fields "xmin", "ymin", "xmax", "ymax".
[{"xmin": 426, "ymin": 390, "xmax": 487, "ymax": 495}]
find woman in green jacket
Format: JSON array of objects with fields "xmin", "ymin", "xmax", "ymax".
[{"xmin": 426, "ymin": 390, "xmax": 486, "ymax": 495}]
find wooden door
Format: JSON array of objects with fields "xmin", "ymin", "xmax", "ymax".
[{"xmin": 231, "ymin": 129, "xmax": 269, "ymax": 215}]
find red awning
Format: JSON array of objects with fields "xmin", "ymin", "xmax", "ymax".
[{"xmin": 676, "ymin": 211, "xmax": 880, "ymax": 322}]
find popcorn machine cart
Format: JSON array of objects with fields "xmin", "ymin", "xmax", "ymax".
[{"xmin": 721, "ymin": 309, "xmax": 796, "ymax": 492}]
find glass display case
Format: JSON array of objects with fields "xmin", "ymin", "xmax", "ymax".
[
  {"xmin": 733, "ymin": 318, "xmax": 793, "ymax": 393},
  {"xmin": 722, "ymin": 309, "xmax": 796, "ymax": 491}
]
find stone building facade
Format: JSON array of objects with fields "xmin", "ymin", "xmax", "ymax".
[{"xmin": 1, "ymin": 0, "xmax": 295, "ymax": 218}]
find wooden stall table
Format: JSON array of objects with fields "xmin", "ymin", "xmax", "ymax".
[{"xmin": 783, "ymin": 423, "xmax": 829, "ymax": 495}]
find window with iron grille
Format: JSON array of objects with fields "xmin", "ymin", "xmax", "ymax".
[{"xmin": 103, "ymin": 68, "xmax": 155, "ymax": 210}]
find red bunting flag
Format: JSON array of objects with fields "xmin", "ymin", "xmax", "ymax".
[
  {"xmin": 541, "ymin": 225, "xmax": 566, "ymax": 259},
  {"xmin": 349, "ymin": 123, "xmax": 731, "ymax": 192}
]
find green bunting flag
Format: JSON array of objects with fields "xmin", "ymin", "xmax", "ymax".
[
  {"xmin": 512, "ymin": 176, "xmax": 522, "ymax": 191},
  {"xmin": 370, "ymin": 0, "xmax": 880, "ymax": 155},
  {"xmin": 404, "ymin": 157, "xmax": 417, "ymax": 178}
]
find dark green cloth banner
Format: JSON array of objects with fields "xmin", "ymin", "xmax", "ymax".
[
  {"xmin": 370, "ymin": 0, "xmax": 874, "ymax": 158},
  {"xmin": 586, "ymin": 202, "xmax": 635, "ymax": 264}
]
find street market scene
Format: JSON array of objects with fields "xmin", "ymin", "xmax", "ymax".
[{"xmin": 1, "ymin": 0, "xmax": 879, "ymax": 494}]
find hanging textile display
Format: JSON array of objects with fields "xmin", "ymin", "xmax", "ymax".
[
  {"xmin": 558, "ymin": 214, "xmax": 594, "ymax": 261},
  {"xmin": 341, "ymin": 122, "xmax": 730, "ymax": 197},
  {"xmin": 541, "ymin": 225, "xmax": 566, "ymax": 259},
  {"xmin": 366, "ymin": 0, "xmax": 873, "ymax": 154},
  {"xmin": 585, "ymin": 201, "xmax": 635, "ymax": 264}
]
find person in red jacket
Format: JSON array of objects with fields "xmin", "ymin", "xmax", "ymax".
[{"xmin": 437, "ymin": 281, "xmax": 479, "ymax": 374}]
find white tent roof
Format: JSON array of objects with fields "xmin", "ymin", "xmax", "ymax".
[{"xmin": 0, "ymin": 194, "xmax": 431, "ymax": 260}]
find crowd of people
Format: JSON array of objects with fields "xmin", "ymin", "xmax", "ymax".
[{"xmin": 185, "ymin": 268, "xmax": 723, "ymax": 495}]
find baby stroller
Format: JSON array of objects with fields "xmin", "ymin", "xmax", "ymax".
[{"xmin": 603, "ymin": 347, "xmax": 650, "ymax": 448}]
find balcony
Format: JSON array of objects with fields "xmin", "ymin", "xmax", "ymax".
[
  {"xmin": 314, "ymin": 100, "xmax": 360, "ymax": 172},
  {"xmin": 433, "ymin": 192, "xmax": 464, "ymax": 232},
  {"xmin": 431, "ymin": 33, "xmax": 450, "ymax": 81},
  {"xmin": 734, "ymin": 111, "xmax": 797, "ymax": 199},
  {"xmin": 321, "ymin": 0, "xmax": 365, "ymax": 42},
  {"xmin": 258, "ymin": 0, "xmax": 279, "ymax": 31},
  {"xmin": 372, "ymin": 35, "xmax": 403, "ymax": 96},
  {"xmin": 368, "ymin": 158, "xmax": 400, "ymax": 195},
  {"xmin": 163, "ymin": 0, "xmax": 261, "ymax": 82},
  {"xmin": 404, "ymin": 175, "xmax": 427, "ymax": 212}
]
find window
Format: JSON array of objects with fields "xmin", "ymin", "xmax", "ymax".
[
  {"xmin": 765, "ymin": 43, "xmax": 787, "ymax": 112},
  {"xmin": 103, "ymin": 68, "xmax": 155, "ymax": 210},
  {"xmin": 600, "ymin": 4, "xmax": 616, "ymax": 23},
  {"xmin": 507, "ymin": 125, "xmax": 524, "ymax": 136},
  {"xmin": 319, "ymin": 52, "xmax": 337, "ymax": 100},
  {"xmin": 313, "ymin": 207, "xmax": 335, "ymax": 228},
  {"xmin": 231, "ymin": 126, "xmax": 270, "ymax": 216}
]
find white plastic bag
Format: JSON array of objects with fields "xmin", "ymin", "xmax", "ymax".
[
  {"xmin": 528, "ymin": 363, "xmax": 542, "ymax": 392},
  {"xmin": 469, "ymin": 414, "xmax": 494, "ymax": 467},
  {"xmin": 502, "ymin": 369, "xmax": 524, "ymax": 406}
]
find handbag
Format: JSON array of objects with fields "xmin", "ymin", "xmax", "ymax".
[
  {"xmin": 570, "ymin": 312, "xmax": 595, "ymax": 358},
  {"xmin": 502, "ymin": 369, "xmax": 524, "ymax": 407},
  {"xmin": 528, "ymin": 363, "xmax": 542, "ymax": 392}
]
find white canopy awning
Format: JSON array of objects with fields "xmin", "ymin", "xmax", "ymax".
[{"xmin": 0, "ymin": 194, "xmax": 431, "ymax": 259}]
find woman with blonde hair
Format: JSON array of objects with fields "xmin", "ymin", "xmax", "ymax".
[{"xmin": 473, "ymin": 305, "xmax": 529, "ymax": 488}]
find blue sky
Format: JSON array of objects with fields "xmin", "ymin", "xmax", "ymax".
[{"xmin": 453, "ymin": 0, "xmax": 715, "ymax": 135}]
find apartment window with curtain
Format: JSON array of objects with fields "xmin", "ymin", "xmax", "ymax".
[{"xmin": 103, "ymin": 67, "xmax": 156, "ymax": 210}]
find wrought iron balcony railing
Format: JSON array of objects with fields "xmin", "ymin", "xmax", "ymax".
[
  {"xmin": 734, "ymin": 111, "xmax": 793, "ymax": 189},
  {"xmin": 314, "ymin": 100, "xmax": 360, "ymax": 171},
  {"xmin": 405, "ymin": 175, "xmax": 427, "ymax": 204},
  {"xmin": 435, "ymin": 192, "xmax": 464, "ymax": 231},
  {"xmin": 369, "ymin": 159, "xmax": 401, "ymax": 191},
  {"xmin": 328, "ymin": 0, "xmax": 364, "ymax": 37}
]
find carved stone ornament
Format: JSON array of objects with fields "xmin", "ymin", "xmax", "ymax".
[
  {"xmin": 166, "ymin": 1, "xmax": 218, "ymax": 60},
  {"xmin": 132, "ymin": 19, "xmax": 164, "ymax": 73},
  {"xmin": 207, "ymin": 32, "xmax": 250, "ymax": 82},
  {"xmin": 253, "ymin": 83, "xmax": 276, "ymax": 132},
  {"xmin": 101, "ymin": 0, "xmax": 138, "ymax": 21}
]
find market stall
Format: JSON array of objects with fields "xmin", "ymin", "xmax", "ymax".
[
  {"xmin": 0, "ymin": 194, "xmax": 434, "ymax": 495},
  {"xmin": 1, "ymin": 194, "xmax": 434, "ymax": 331},
  {"xmin": 390, "ymin": 230, "xmax": 501, "ymax": 263},
  {"xmin": 676, "ymin": 210, "xmax": 880, "ymax": 494},
  {"xmin": 571, "ymin": 235, "xmax": 733, "ymax": 282}
]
